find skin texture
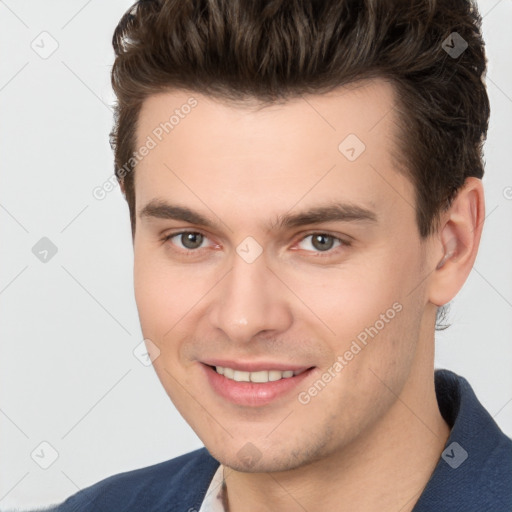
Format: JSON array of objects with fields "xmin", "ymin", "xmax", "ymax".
[{"xmin": 129, "ymin": 79, "xmax": 484, "ymax": 512}]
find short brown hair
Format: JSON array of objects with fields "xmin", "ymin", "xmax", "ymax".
[{"xmin": 110, "ymin": 0, "xmax": 490, "ymax": 328}]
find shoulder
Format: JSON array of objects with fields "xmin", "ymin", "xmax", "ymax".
[
  {"xmin": 50, "ymin": 447, "xmax": 220, "ymax": 512},
  {"xmin": 414, "ymin": 370, "xmax": 512, "ymax": 511}
]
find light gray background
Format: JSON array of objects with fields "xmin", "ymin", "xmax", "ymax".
[{"xmin": 0, "ymin": 0, "xmax": 511, "ymax": 509}]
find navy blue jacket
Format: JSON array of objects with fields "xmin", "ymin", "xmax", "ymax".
[{"xmin": 49, "ymin": 370, "xmax": 512, "ymax": 511}]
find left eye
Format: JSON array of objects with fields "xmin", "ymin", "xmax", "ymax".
[{"xmin": 297, "ymin": 233, "xmax": 343, "ymax": 253}]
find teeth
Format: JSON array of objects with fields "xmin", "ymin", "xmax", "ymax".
[
  {"xmin": 215, "ymin": 366, "xmax": 304, "ymax": 383},
  {"xmin": 268, "ymin": 370, "xmax": 282, "ymax": 382},
  {"xmin": 233, "ymin": 370, "xmax": 250, "ymax": 382},
  {"xmin": 223, "ymin": 367, "xmax": 234, "ymax": 379},
  {"xmin": 250, "ymin": 370, "xmax": 269, "ymax": 383}
]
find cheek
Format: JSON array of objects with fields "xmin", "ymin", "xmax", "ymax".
[
  {"xmin": 133, "ymin": 255, "xmax": 161, "ymax": 334},
  {"xmin": 294, "ymin": 290, "xmax": 422, "ymax": 436},
  {"xmin": 133, "ymin": 246, "xmax": 215, "ymax": 346},
  {"xmin": 133, "ymin": 255, "xmax": 201, "ymax": 397},
  {"xmin": 287, "ymin": 256, "xmax": 406, "ymax": 342},
  {"xmin": 133, "ymin": 246, "xmax": 180, "ymax": 337},
  {"xmin": 287, "ymin": 246, "xmax": 422, "ymax": 386}
]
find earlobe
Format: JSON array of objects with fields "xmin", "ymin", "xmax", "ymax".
[{"xmin": 428, "ymin": 177, "xmax": 485, "ymax": 307}]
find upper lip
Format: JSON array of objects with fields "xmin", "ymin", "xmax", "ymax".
[{"xmin": 201, "ymin": 359, "xmax": 313, "ymax": 372}]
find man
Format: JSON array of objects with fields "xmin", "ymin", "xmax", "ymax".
[{"xmin": 52, "ymin": 0, "xmax": 511, "ymax": 510}]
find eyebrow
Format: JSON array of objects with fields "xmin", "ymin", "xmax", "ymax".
[{"xmin": 139, "ymin": 199, "xmax": 378, "ymax": 231}]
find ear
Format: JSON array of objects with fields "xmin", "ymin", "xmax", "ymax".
[{"xmin": 427, "ymin": 177, "xmax": 485, "ymax": 307}]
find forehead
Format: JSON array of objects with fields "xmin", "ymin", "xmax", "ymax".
[
  {"xmin": 133, "ymin": 79, "xmax": 413, "ymax": 228},
  {"xmin": 136, "ymin": 79, "xmax": 400, "ymax": 151}
]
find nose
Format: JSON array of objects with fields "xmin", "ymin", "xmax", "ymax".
[{"xmin": 207, "ymin": 252, "xmax": 293, "ymax": 344}]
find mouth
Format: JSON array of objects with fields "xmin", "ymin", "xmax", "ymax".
[
  {"xmin": 211, "ymin": 365, "xmax": 309, "ymax": 383},
  {"xmin": 201, "ymin": 362, "xmax": 316, "ymax": 406}
]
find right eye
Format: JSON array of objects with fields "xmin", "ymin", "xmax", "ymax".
[{"xmin": 162, "ymin": 231, "xmax": 212, "ymax": 251}]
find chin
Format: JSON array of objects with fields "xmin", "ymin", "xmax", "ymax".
[{"xmin": 208, "ymin": 440, "xmax": 326, "ymax": 474}]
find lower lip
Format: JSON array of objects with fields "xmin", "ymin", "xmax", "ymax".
[{"xmin": 201, "ymin": 363, "xmax": 315, "ymax": 406}]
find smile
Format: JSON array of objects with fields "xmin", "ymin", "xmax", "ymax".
[
  {"xmin": 202, "ymin": 363, "xmax": 316, "ymax": 406},
  {"xmin": 215, "ymin": 366, "xmax": 308, "ymax": 383}
]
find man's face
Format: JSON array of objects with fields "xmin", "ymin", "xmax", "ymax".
[{"xmin": 132, "ymin": 80, "xmax": 436, "ymax": 472}]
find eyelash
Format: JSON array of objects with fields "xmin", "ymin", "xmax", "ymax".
[{"xmin": 160, "ymin": 230, "xmax": 351, "ymax": 258}]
